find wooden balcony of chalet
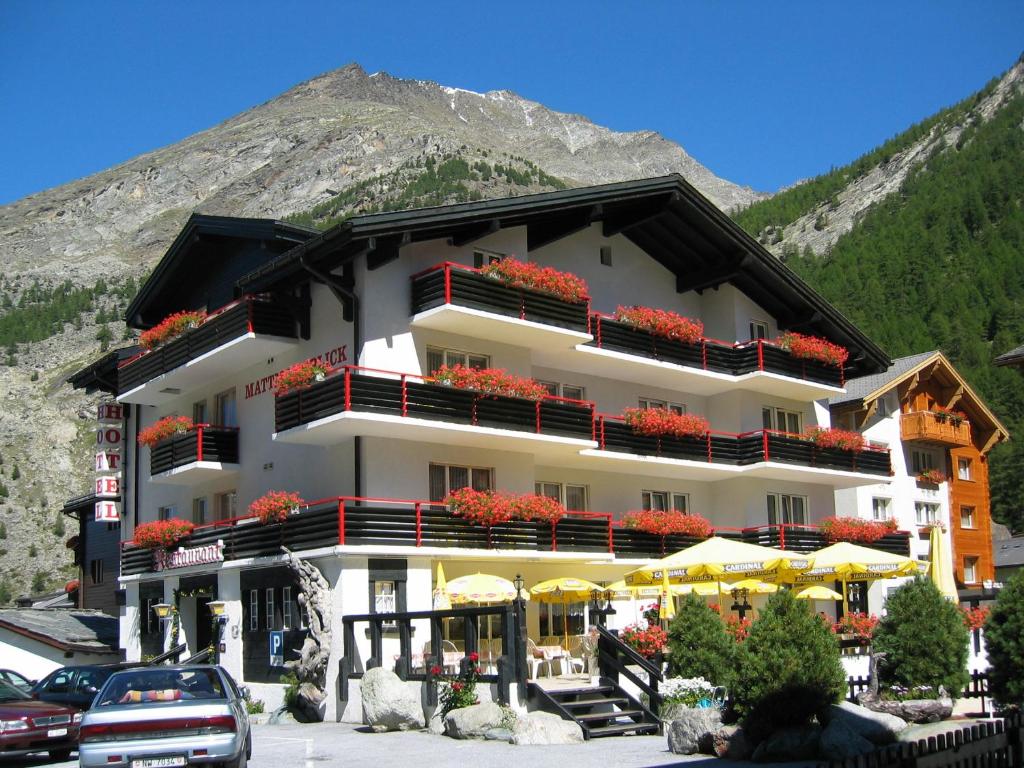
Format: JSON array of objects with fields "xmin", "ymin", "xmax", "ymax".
[
  {"xmin": 900, "ymin": 411, "xmax": 972, "ymax": 448},
  {"xmin": 117, "ymin": 296, "xmax": 304, "ymax": 406},
  {"xmin": 148, "ymin": 425, "xmax": 240, "ymax": 485}
]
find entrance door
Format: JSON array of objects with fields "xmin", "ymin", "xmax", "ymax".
[{"xmin": 196, "ymin": 597, "xmax": 213, "ymax": 652}]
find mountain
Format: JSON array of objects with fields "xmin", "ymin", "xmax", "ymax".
[
  {"xmin": 0, "ymin": 63, "xmax": 759, "ymax": 602},
  {"xmin": 735, "ymin": 54, "xmax": 1024, "ymax": 533}
]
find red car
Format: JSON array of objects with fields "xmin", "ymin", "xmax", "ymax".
[{"xmin": 0, "ymin": 679, "xmax": 81, "ymax": 761}]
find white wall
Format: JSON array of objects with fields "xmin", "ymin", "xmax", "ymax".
[{"xmin": 0, "ymin": 630, "xmax": 118, "ymax": 681}]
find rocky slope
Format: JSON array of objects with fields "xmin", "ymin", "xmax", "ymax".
[{"xmin": 0, "ymin": 63, "xmax": 759, "ymax": 601}]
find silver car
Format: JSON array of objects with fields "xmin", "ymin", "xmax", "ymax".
[{"xmin": 79, "ymin": 665, "xmax": 250, "ymax": 768}]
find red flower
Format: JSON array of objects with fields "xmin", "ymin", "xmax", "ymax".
[
  {"xmin": 513, "ymin": 494, "xmax": 567, "ymax": 525},
  {"xmin": 248, "ymin": 490, "xmax": 305, "ymax": 525},
  {"xmin": 274, "ymin": 360, "xmax": 333, "ymax": 395},
  {"xmin": 802, "ymin": 427, "xmax": 866, "ymax": 452},
  {"xmin": 451, "ymin": 682, "xmax": 464, "ymax": 692},
  {"xmin": 820, "ymin": 516, "xmax": 896, "ymax": 544},
  {"xmin": 917, "ymin": 468, "xmax": 946, "ymax": 485},
  {"xmin": 615, "ymin": 305, "xmax": 704, "ymax": 344},
  {"xmin": 139, "ymin": 310, "xmax": 208, "ymax": 351},
  {"xmin": 481, "ymin": 257, "xmax": 589, "ymax": 303},
  {"xmin": 445, "ymin": 488, "xmax": 568, "ymax": 528},
  {"xmin": 468, "ymin": 651, "xmax": 479, "ymax": 662},
  {"xmin": 621, "ymin": 510, "xmax": 713, "ymax": 539},
  {"xmin": 623, "ymin": 408, "xmax": 710, "ymax": 439},
  {"xmin": 133, "ymin": 518, "xmax": 195, "ymax": 549},
  {"xmin": 620, "ymin": 623, "xmax": 668, "ymax": 658},
  {"xmin": 834, "ymin": 612, "xmax": 879, "ymax": 641},
  {"xmin": 777, "ymin": 331, "xmax": 849, "ymax": 367},
  {"xmin": 430, "ymin": 665, "xmax": 443, "ymax": 676},
  {"xmin": 138, "ymin": 416, "xmax": 195, "ymax": 448},
  {"xmin": 961, "ymin": 605, "xmax": 989, "ymax": 632},
  {"xmin": 430, "ymin": 364, "xmax": 550, "ymax": 401},
  {"xmin": 64, "ymin": 579, "xmax": 80, "ymax": 593},
  {"xmin": 725, "ymin": 615, "xmax": 752, "ymax": 642}
]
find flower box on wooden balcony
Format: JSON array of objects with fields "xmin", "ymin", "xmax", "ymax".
[
  {"xmin": 149, "ymin": 425, "xmax": 240, "ymax": 485},
  {"xmin": 118, "ymin": 296, "xmax": 304, "ymax": 405},
  {"xmin": 900, "ymin": 411, "xmax": 972, "ymax": 447}
]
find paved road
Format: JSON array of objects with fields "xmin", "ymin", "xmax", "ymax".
[{"xmin": 7, "ymin": 722, "xmax": 814, "ymax": 768}]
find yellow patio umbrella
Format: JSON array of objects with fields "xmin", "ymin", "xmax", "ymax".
[
  {"xmin": 530, "ymin": 577, "xmax": 603, "ymax": 646},
  {"xmin": 432, "ymin": 562, "xmax": 452, "ymax": 610},
  {"xmin": 605, "ymin": 579, "xmax": 724, "ymax": 598},
  {"xmin": 659, "ymin": 568, "xmax": 676, "ymax": 621},
  {"xmin": 724, "ymin": 579, "xmax": 779, "ymax": 595},
  {"xmin": 928, "ymin": 526, "xmax": 959, "ymax": 601},
  {"xmin": 624, "ymin": 536, "xmax": 811, "ymax": 587},
  {"xmin": 446, "ymin": 572, "xmax": 525, "ymax": 659},
  {"xmin": 794, "ymin": 584, "xmax": 843, "ymax": 601},
  {"xmin": 797, "ymin": 541, "xmax": 925, "ymax": 609}
]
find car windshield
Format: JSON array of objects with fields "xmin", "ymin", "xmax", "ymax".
[
  {"xmin": 97, "ymin": 668, "xmax": 226, "ymax": 706},
  {"xmin": 0, "ymin": 680, "xmax": 31, "ymax": 702}
]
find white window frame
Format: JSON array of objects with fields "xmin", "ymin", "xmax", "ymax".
[
  {"xmin": 915, "ymin": 501, "xmax": 940, "ymax": 526},
  {"xmin": 642, "ymin": 490, "xmax": 689, "ymax": 513},
  {"xmin": 249, "ymin": 590, "xmax": 259, "ymax": 632},
  {"xmin": 957, "ymin": 458, "xmax": 973, "ymax": 481},
  {"xmin": 749, "ymin": 319, "xmax": 770, "ymax": 341},
  {"xmin": 534, "ymin": 482, "xmax": 589, "ymax": 511},
  {"xmin": 911, "ymin": 449, "xmax": 938, "ymax": 474},
  {"xmin": 192, "ymin": 496, "xmax": 208, "ymax": 525},
  {"xmin": 960, "ymin": 506, "xmax": 976, "ymax": 529},
  {"xmin": 767, "ymin": 493, "xmax": 808, "ymax": 525},
  {"xmin": 473, "ymin": 249, "xmax": 504, "ymax": 268},
  {"xmin": 639, "ymin": 398, "xmax": 686, "ymax": 414},
  {"xmin": 214, "ymin": 490, "xmax": 237, "ymax": 522},
  {"xmin": 426, "ymin": 346, "xmax": 490, "ymax": 374},
  {"xmin": 157, "ymin": 505, "xmax": 177, "ymax": 521},
  {"xmin": 963, "ymin": 556, "xmax": 979, "ymax": 584},
  {"xmin": 265, "ymin": 588, "xmax": 275, "ymax": 631},
  {"xmin": 537, "ymin": 381, "xmax": 587, "ymax": 401},
  {"xmin": 282, "ymin": 587, "xmax": 293, "ymax": 630},
  {"xmin": 871, "ymin": 497, "xmax": 892, "ymax": 522},
  {"xmin": 762, "ymin": 407, "xmax": 802, "ymax": 434},
  {"xmin": 429, "ymin": 463, "xmax": 494, "ymax": 501}
]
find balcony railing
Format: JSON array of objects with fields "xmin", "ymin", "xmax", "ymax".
[
  {"xmin": 275, "ymin": 365, "xmax": 595, "ymax": 440},
  {"xmin": 120, "ymin": 496, "xmax": 912, "ymax": 576},
  {"xmin": 149, "ymin": 425, "xmax": 240, "ymax": 476},
  {"xmin": 594, "ymin": 416, "xmax": 892, "ymax": 477},
  {"xmin": 118, "ymin": 296, "xmax": 302, "ymax": 394},
  {"xmin": 900, "ymin": 411, "xmax": 972, "ymax": 447},
  {"xmin": 410, "ymin": 262, "xmax": 590, "ymax": 332},
  {"xmin": 589, "ymin": 314, "xmax": 844, "ymax": 388}
]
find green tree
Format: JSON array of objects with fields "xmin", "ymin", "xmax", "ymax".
[
  {"xmin": 28, "ymin": 544, "xmax": 37, "ymax": 557},
  {"xmin": 872, "ymin": 576, "xmax": 969, "ymax": 697},
  {"xmin": 0, "ymin": 484, "xmax": 8, "ymax": 498},
  {"xmin": 984, "ymin": 569, "xmax": 1024, "ymax": 709},
  {"xmin": 10, "ymin": 465, "xmax": 18, "ymax": 481},
  {"xmin": 732, "ymin": 589, "xmax": 845, "ymax": 732},
  {"xmin": 52, "ymin": 515, "xmax": 65, "ymax": 537},
  {"xmin": 0, "ymin": 579, "xmax": 10, "ymax": 606},
  {"xmin": 96, "ymin": 323, "xmax": 112, "ymax": 352},
  {"xmin": 31, "ymin": 571, "xmax": 47, "ymax": 594},
  {"xmin": 667, "ymin": 593, "xmax": 736, "ymax": 688},
  {"xmin": 0, "ymin": 522, "xmax": 6, "ymax": 539}
]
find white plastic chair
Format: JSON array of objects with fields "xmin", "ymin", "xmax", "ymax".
[{"xmin": 527, "ymin": 638, "xmax": 555, "ymax": 679}]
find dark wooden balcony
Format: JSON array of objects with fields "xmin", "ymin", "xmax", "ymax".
[
  {"xmin": 744, "ymin": 524, "xmax": 912, "ymax": 557},
  {"xmin": 274, "ymin": 366, "xmax": 595, "ymax": 445},
  {"xmin": 149, "ymin": 425, "xmax": 240, "ymax": 481},
  {"xmin": 118, "ymin": 296, "xmax": 304, "ymax": 403}
]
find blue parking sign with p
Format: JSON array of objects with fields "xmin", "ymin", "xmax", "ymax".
[{"xmin": 269, "ymin": 630, "xmax": 284, "ymax": 667}]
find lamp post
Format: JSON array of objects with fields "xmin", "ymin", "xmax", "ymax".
[{"xmin": 512, "ymin": 574, "xmax": 526, "ymax": 690}]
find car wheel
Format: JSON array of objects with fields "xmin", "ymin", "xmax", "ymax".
[{"xmin": 48, "ymin": 749, "xmax": 72, "ymax": 761}]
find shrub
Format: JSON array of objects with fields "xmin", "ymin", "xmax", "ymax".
[
  {"xmin": 777, "ymin": 331, "xmax": 849, "ymax": 367},
  {"xmin": 480, "ymin": 256, "xmax": 588, "ymax": 303},
  {"xmin": 133, "ymin": 518, "xmax": 195, "ymax": 549},
  {"xmin": 139, "ymin": 310, "xmax": 207, "ymax": 350},
  {"xmin": 138, "ymin": 416, "xmax": 194, "ymax": 448},
  {"xmin": 803, "ymin": 426, "xmax": 867, "ymax": 451},
  {"xmin": 872, "ymin": 576, "xmax": 969, "ymax": 698},
  {"xmin": 614, "ymin": 305, "xmax": 704, "ymax": 344},
  {"xmin": 732, "ymin": 589, "xmax": 845, "ymax": 730},
  {"xmin": 431, "ymin": 364, "xmax": 549, "ymax": 401},
  {"xmin": 10, "ymin": 465, "xmax": 18, "ymax": 481},
  {"xmin": 432, "ymin": 652, "xmax": 482, "ymax": 717},
  {"xmin": 667, "ymin": 593, "xmax": 736, "ymax": 688},
  {"xmin": 819, "ymin": 516, "xmax": 897, "ymax": 544},
  {"xmin": 273, "ymin": 360, "xmax": 332, "ymax": 394},
  {"xmin": 661, "ymin": 676, "xmax": 717, "ymax": 709},
  {"xmin": 622, "ymin": 408, "xmax": 711, "ymax": 438},
  {"xmin": 984, "ymin": 569, "xmax": 1024, "ymax": 709},
  {"xmin": 248, "ymin": 490, "xmax": 305, "ymax": 525},
  {"xmin": 52, "ymin": 515, "xmax": 65, "ymax": 537},
  {"xmin": 28, "ymin": 544, "xmax": 37, "ymax": 557}
]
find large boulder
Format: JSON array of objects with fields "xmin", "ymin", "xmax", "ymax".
[
  {"xmin": 666, "ymin": 708, "xmax": 723, "ymax": 755},
  {"xmin": 360, "ymin": 667, "xmax": 425, "ymax": 732},
  {"xmin": 510, "ymin": 711, "xmax": 584, "ymax": 745},
  {"xmin": 856, "ymin": 691, "xmax": 953, "ymax": 724},
  {"xmin": 751, "ymin": 724, "xmax": 822, "ymax": 763},
  {"xmin": 712, "ymin": 725, "xmax": 752, "ymax": 760},
  {"xmin": 444, "ymin": 702, "xmax": 506, "ymax": 739},
  {"xmin": 824, "ymin": 701, "xmax": 907, "ymax": 744},
  {"xmin": 819, "ymin": 719, "xmax": 876, "ymax": 760}
]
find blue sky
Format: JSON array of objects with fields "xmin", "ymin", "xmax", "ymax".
[{"xmin": 1, "ymin": 1, "xmax": 1021, "ymax": 205}]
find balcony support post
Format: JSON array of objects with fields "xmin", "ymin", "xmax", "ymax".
[
  {"xmin": 757, "ymin": 340, "xmax": 764, "ymax": 371},
  {"xmin": 444, "ymin": 264, "xmax": 452, "ymax": 305},
  {"xmin": 401, "ymin": 375, "xmax": 408, "ymax": 418},
  {"xmin": 535, "ymin": 401, "xmax": 541, "ymax": 434},
  {"xmin": 763, "ymin": 432, "xmax": 770, "ymax": 462},
  {"xmin": 415, "ymin": 503, "xmax": 422, "ymax": 547},
  {"xmin": 344, "ymin": 368, "xmax": 351, "ymax": 411},
  {"xmin": 196, "ymin": 426, "xmax": 204, "ymax": 462},
  {"xmin": 338, "ymin": 499, "xmax": 346, "ymax": 546}
]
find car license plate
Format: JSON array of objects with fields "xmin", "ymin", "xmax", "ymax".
[
  {"xmin": 47, "ymin": 727, "xmax": 68, "ymax": 737},
  {"xmin": 131, "ymin": 758, "xmax": 186, "ymax": 768}
]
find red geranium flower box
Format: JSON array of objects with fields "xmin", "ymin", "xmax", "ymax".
[
  {"xmin": 139, "ymin": 310, "xmax": 208, "ymax": 351},
  {"xmin": 274, "ymin": 361, "xmax": 332, "ymax": 395},
  {"xmin": 444, "ymin": 488, "xmax": 567, "ymax": 528},
  {"xmin": 248, "ymin": 490, "xmax": 305, "ymax": 525},
  {"xmin": 133, "ymin": 518, "xmax": 195, "ymax": 549},
  {"xmin": 803, "ymin": 426, "xmax": 867, "ymax": 452},
  {"xmin": 620, "ymin": 623, "xmax": 668, "ymax": 658},
  {"xmin": 621, "ymin": 509, "xmax": 714, "ymax": 539},
  {"xmin": 777, "ymin": 331, "xmax": 849, "ymax": 367},
  {"xmin": 615, "ymin": 305, "xmax": 704, "ymax": 344},
  {"xmin": 623, "ymin": 408, "xmax": 711, "ymax": 439},
  {"xmin": 820, "ymin": 516, "xmax": 897, "ymax": 544},
  {"xmin": 138, "ymin": 416, "xmax": 195, "ymax": 448},
  {"xmin": 481, "ymin": 257, "xmax": 589, "ymax": 303},
  {"xmin": 431, "ymin": 364, "xmax": 550, "ymax": 401}
]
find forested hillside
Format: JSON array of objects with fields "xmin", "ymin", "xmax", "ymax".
[{"xmin": 735, "ymin": 57, "xmax": 1024, "ymax": 533}]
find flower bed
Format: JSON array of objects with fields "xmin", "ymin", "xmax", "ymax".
[
  {"xmin": 431, "ymin": 364, "xmax": 550, "ymax": 401},
  {"xmin": 661, "ymin": 676, "xmax": 717, "ymax": 709},
  {"xmin": 917, "ymin": 468, "xmax": 946, "ymax": 484},
  {"xmin": 777, "ymin": 331, "xmax": 849, "ymax": 367},
  {"xmin": 444, "ymin": 488, "xmax": 567, "ymax": 528},
  {"xmin": 133, "ymin": 518, "xmax": 195, "ymax": 549},
  {"xmin": 621, "ymin": 509, "xmax": 713, "ymax": 539},
  {"xmin": 803, "ymin": 426, "xmax": 867, "ymax": 452},
  {"xmin": 614, "ymin": 305, "xmax": 704, "ymax": 344},
  {"xmin": 933, "ymin": 407, "xmax": 966, "ymax": 427},
  {"xmin": 620, "ymin": 622, "xmax": 668, "ymax": 659},
  {"xmin": 274, "ymin": 361, "xmax": 332, "ymax": 395},
  {"xmin": 138, "ymin": 416, "xmax": 195, "ymax": 448},
  {"xmin": 139, "ymin": 310, "xmax": 208, "ymax": 350},
  {"xmin": 820, "ymin": 516, "xmax": 897, "ymax": 544},
  {"xmin": 623, "ymin": 407, "xmax": 710, "ymax": 438},
  {"xmin": 249, "ymin": 490, "xmax": 305, "ymax": 525},
  {"xmin": 480, "ymin": 257, "xmax": 589, "ymax": 303}
]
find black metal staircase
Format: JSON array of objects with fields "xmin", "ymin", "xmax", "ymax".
[{"xmin": 530, "ymin": 679, "xmax": 660, "ymax": 738}]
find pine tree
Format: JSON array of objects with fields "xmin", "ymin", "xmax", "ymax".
[
  {"xmin": 872, "ymin": 576, "xmax": 969, "ymax": 697},
  {"xmin": 52, "ymin": 515, "xmax": 65, "ymax": 537},
  {"xmin": 983, "ymin": 569, "xmax": 1024, "ymax": 709},
  {"xmin": 732, "ymin": 589, "xmax": 845, "ymax": 732},
  {"xmin": 31, "ymin": 571, "xmax": 47, "ymax": 594},
  {"xmin": 667, "ymin": 593, "xmax": 736, "ymax": 688},
  {"xmin": 96, "ymin": 323, "xmax": 112, "ymax": 352},
  {"xmin": 0, "ymin": 579, "xmax": 10, "ymax": 606},
  {"xmin": 28, "ymin": 543, "xmax": 37, "ymax": 557},
  {"xmin": 10, "ymin": 465, "xmax": 18, "ymax": 481}
]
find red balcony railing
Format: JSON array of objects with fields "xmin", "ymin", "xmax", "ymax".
[{"xmin": 149, "ymin": 424, "xmax": 240, "ymax": 476}]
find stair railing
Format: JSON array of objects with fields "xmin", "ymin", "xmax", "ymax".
[{"xmin": 594, "ymin": 625, "xmax": 663, "ymax": 719}]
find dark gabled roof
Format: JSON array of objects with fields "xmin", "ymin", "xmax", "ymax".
[
  {"xmin": 125, "ymin": 213, "xmax": 317, "ymax": 327},
  {"xmin": 995, "ymin": 536, "xmax": 1024, "ymax": 569},
  {"xmin": 830, "ymin": 351, "xmax": 937, "ymax": 406},
  {"xmin": 995, "ymin": 343, "xmax": 1024, "ymax": 367},
  {"xmin": 0, "ymin": 609, "xmax": 119, "ymax": 653},
  {"xmin": 238, "ymin": 175, "xmax": 890, "ymax": 376},
  {"xmin": 67, "ymin": 346, "xmax": 139, "ymax": 394}
]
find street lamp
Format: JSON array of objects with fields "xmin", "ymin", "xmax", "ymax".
[
  {"xmin": 152, "ymin": 603, "xmax": 173, "ymax": 620},
  {"xmin": 513, "ymin": 574, "xmax": 525, "ymax": 604}
]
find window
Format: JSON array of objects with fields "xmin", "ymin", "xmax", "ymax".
[
  {"xmin": 192, "ymin": 497, "xmax": 208, "ymax": 525},
  {"xmin": 157, "ymin": 505, "xmax": 177, "ymax": 521},
  {"xmin": 540, "ymin": 601, "xmax": 584, "ymax": 637},
  {"xmin": 911, "ymin": 450, "xmax": 937, "ymax": 474},
  {"xmin": 963, "ymin": 556, "xmax": 979, "ymax": 584},
  {"xmin": 374, "ymin": 581, "xmax": 396, "ymax": 614},
  {"xmin": 249, "ymin": 590, "xmax": 259, "ymax": 631},
  {"xmin": 214, "ymin": 491, "xmax": 237, "ymax": 522},
  {"xmin": 429, "ymin": 463, "xmax": 494, "ymax": 501},
  {"xmin": 960, "ymin": 506, "xmax": 976, "ymax": 529},
  {"xmin": 642, "ymin": 490, "xmax": 689, "ymax": 513},
  {"xmin": 749, "ymin": 320, "xmax": 770, "ymax": 340},
  {"xmin": 535, "ymin": 482, "xmax": 589, "ymax": 511},
  {"xmin": 871, "ymin": 497, "xmax": 892, "ymax": 521},
  {"xmin": 957, "ymin": 458, "xmax": 973, "ymax": 481},
  {"xmin": 282, "ymin": 587, "xmax": 293, "ymax": 630},
  {"xmin": 915, "ymin": 502, "xmax": 940, "ymax": 526},
  {"xmin": 192, "ymin": 399, "xmax": 208, "ymax": 425},
  {"xmin": 215, "ymin": 388, "xmax": 237, "ymax": 427},
  {"xmin": 473, "ymin": 250, "xmax": 503, "ymax": 268},
  {"xmin": 762, "ymin": 407, "xmax": 802, "ymax": 434},
  {"xmin": 426, "ymin": 346, "xmax": 489, "ymax": 375},
  {"xmin": 639, "ymin": 398, "xmax": 686, "ymax": 414},
  {"xmin": 89, "ymin": 559, "xmax": 104, "ymax": 585},
  {"xmin": 265, "ymin": 588, "xmax": 275, "ymax": 631},
  {"xmin": 537, "ymin": 381, "xmax": 587, "ymax": 401},
  {"xmin": 767, "ymin": 493, "xmax": 807, "ymax": 525},
  {"xmin": 599, "ymin": 246, "xmax": 613, "ymax": 267}
]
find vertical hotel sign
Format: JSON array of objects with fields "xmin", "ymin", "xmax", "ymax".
[{"xmin": 94, "ymin": 402, "xmax": 123, "ymax": 522}]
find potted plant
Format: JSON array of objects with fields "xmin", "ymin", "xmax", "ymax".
[
  {"xmin": 430, "ymin": 364, "xmax": 549, "ymax": 401},
  {"xmin": 620, "ymin": 622, "xmax": 668, "ymax": 659},
  {"xmin": 802, "ymin": 426, "xmax": 866, "ymax": 451},
  {"xmin": 614, "ymin": 305, "xmax": 704, "ymax": 344},
  {"xmin": 133, "ymin": 518, "xmax": 195, "ymax": 549},
  {"xmin": 777, "ymin": 331, "xmax": 849, "ymax": 367},
  {"xmin": 820, "ymin": 516, "xmax": 898, "ymax": 544},
  {"xmin": 621, "ymin": 509, "xmax": 713, "ymax": 555},
  {"xmin": 137, "ymin": 416, "xmax": 195, "ymax": 448},
  {"xmin": 249, "ymin": 490, "xmax": 305, "ymax": 525},
  {"xmin": 274, "ymin": 360, "xmax": 333, "ymax": 395},
  {"xmin": 480, "ymin": 256, "xmax": 589, "ymax": 303},
  {"xmin": 139, "ymin": 310, "xmax": 208, "ymax": 350},
  {"xmin": 622, "ymin": 408, "xmax": 711, "ymax": 439},
  {"xmin": 917, "ymin": 468, "xmax": 946, "ymax": 485}
]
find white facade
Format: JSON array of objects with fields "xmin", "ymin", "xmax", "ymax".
[{"xmin": 0, "ymin": 628, "xmax": 118, "ymax": 681}]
